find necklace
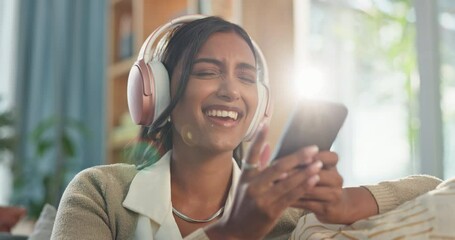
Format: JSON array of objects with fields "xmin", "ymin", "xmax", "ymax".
[{"xmin": 172, "ymin": 206, "xmax": 224, "ymax": 223}]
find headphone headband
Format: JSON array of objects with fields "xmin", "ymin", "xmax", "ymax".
[{"xmin": 138, "ymin": 15, "xmax": 206, "ymax": 63}]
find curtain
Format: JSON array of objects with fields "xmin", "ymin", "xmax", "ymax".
[
  {"xmin": 13, "ymin": 0, "xmax": 108, "ymax": 216},
  {"xmin": 0, "ymin": 0, "xmax": 18, "ymax": 205}
]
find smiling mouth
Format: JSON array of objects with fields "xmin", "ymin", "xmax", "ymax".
[{"xmin": 205, "ymin": 109, "xmax": 240, "ymax": 121}]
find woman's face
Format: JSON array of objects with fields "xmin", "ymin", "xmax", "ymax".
[{"xmin": 171, "ymin": 31, "xmax": 258, "ymax": 152}]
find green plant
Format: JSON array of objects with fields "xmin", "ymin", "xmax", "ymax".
[
  {"xmin": 33, "ymin": 117, "xmax": 88, "ymax": 202},
  {"xmin": 0, "ymin": 107, "xmax": 15, "ymax": 159},
  {"xmin": 12, "ymin": 116, "xmax": 88, "ymax": 218}
]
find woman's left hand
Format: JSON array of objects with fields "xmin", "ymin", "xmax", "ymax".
[
  {"xmin": 204, "ymin": 125, "xmax": 322, "ymax": 239},
  {"xmin": 292, "ymin": 150, "xmax": 380, "ymax": 225},
  {"xmin": 290, "ymin": 150, "xmax": 348, "ymax": 223}
]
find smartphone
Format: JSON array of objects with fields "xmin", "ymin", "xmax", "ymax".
[{"xmin": 271, "ymin": 99, "xmax": 348, "ymax": 161}]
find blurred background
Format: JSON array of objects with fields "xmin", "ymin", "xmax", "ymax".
[{"xmin": 0, "ymin": 0, "xmax": 454, "ymax": 221}]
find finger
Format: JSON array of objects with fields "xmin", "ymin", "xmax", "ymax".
[
  {"xmin": 242, "ymin": 124, "xmax": 269, "ymax": 178},
  {"xmin": 293, "ymin": 198, "xmax": 345, "ymax": 224},
  {"xmin": 272, "ymin": 174, "xmax": 321, "ymax": 210},
  {"xmin": 299, "ymin": 186, "xmax": 343, "ymax": 202},
  {"xmin": 258, "ymin": 145, "xmax": 319, "ymax": 182},
  {"xmin": 315, "ymin": 168, "xmax": 343, "ymax": 187},
  {"xmin": 314, "ymin": 151, "xmax": 338, "ymax": 169},
  {"xmin": 296, "ymin": 145, "xmax": 319, "ymax": 167},
  {"xmin": 258, "ymin": 143, "xmax": 271, "ymax": 170},
  {"xmin": 290, "ymin": 199, "xmax": 326, "ymax": 214},
  {"xmin": 262, "ymin": 160, "xmax": 322, "ymax": 202}
]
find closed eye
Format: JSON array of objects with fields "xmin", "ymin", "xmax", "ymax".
[
  {"xmin": 238, "ymin": 74, "xmax": 256, "ymax": 84},
  {"xmin": 191, "ymin": 70, "xmax": 222, "ymax": 79},
  {"xmin": 237, "ymin": 69, "xmax": 257, "ymax": 84}
]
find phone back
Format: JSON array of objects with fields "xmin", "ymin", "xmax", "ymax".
[{"xmin": 272, "ymin": 99, "xmax": 348, "ymax": 160}]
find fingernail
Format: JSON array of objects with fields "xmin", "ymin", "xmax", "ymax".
[
  {"xmin": 299, "ymin": 145, "xmax": 319, "ymax": 164},
  {"xmin": 315, "ymin": 160, "xmax": 323, "ymax": 169},
  {"xmin": 306, "ymin": 160, "xmax": 323, "ymax": 172},
  {"xmin": 307, "ymin": 145, "xmax": 319, "ymax": 154},
  {"xmin": 307, "ymin": 174, "xmax": 320, "ymax": 187},
  {"xmin": 279, "ymin": 172, "xmax": 289, "ymax": 180}
]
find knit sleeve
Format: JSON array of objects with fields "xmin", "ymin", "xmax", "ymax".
[
  {"xmin": 51, "ymin": 165, "xmax": 138, "ymax": 240},
  {"xmin": 362, "ymin": 174, "xmax": 442, "ymax": 214},
  {"xmin": 51, "ymin": 168, "xmax": 113, "ymax": 240}
]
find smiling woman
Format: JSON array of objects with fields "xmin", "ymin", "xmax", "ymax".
[
  {"xmin": 51, "ymin": 15, "xmax": 333, "ymax": 240},
  {"xmin": 51, "ymin": 15, "xmax": 441, "ymax": 240}
]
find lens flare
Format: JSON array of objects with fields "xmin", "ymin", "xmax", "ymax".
[{"xmin": 293, "ymin": 65, "xmax": 328, "ymax": 100}]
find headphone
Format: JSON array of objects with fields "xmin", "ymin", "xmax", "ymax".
[{"xmin": 127, "ymin": 15, "xmax": 271, "ymax": 141}]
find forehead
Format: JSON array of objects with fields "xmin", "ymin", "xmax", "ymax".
[{"xmin": 195, "ymin": 32, "xmax": 256, "ymax": 64}]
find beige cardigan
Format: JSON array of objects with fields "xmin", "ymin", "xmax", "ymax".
[
  {"xmin": 289, "ymin": 178, "xmax": 455, "ymax": 239},
  {"xmin": 51, "ymin": 164, "xmax": 441, "ymax": 240}
]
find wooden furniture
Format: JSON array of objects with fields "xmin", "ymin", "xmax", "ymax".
[{"xmin": 106, "ymin": 0, "xmax": 188, "ymax": 164}]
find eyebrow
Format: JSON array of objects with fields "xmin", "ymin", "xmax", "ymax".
[{"xmin": 193, "ymin": 58, "xmax": 256, "ymax": 71}]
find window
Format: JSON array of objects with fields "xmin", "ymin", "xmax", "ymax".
[
  {"xmin": 296, "ymin": 0, "xmax": 443, "ymax": 185},
  {"xmin": 439, "ymin": 0, "xmax": 455, "ymax": 178}
]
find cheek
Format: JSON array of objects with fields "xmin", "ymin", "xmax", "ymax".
[
  {"xmin": 174, "ymin": 81, "xmax": 213, "ymax": 117},
  {"xmin": 182, "ymin": 81, "xmax": 213, "ymax": 104}
]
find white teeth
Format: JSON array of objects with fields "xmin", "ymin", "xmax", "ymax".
[
  {"xmin": 206, "ymin": 109, "xmax": 239, "ymax": 120},
  {"xmin": 228, "ymin": 111, "xmax": 237, "ymax": 119}
]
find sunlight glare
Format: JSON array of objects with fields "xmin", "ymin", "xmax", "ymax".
[{"xmin": 293, "ymin": 65, "xmax": 328, "ymax": 100}]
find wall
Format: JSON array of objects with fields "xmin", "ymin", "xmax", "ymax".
[{"xmin": 242, "ymin": 0, "xmax": 296, "ymax": 149}]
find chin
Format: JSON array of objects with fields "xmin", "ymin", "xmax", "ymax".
[{"xmin": 205, "ymin": 138, "xmax": 241, "ymax": 153}]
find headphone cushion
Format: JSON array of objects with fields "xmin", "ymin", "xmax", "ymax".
[
  {"xmin": 244, "ymin": 83, "xmax": 268, "ymax": 140},
  {"xmin": 148, "ymin": 61, "xmax": 170, "ymax": 127},
  {"xmin": 127, "ymin": 60, "xmax": 170, "ymax": 126},
  {"xmin": 128, "ymin": 60, "xmax": 154, "ymax": 125}
]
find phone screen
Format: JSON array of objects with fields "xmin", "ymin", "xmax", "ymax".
[{"xmin": 271, "ymin": 99, "xmax": 348, "ymax": 161}]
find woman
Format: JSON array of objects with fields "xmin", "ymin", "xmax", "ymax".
[{"xmin": 51, "ymin": 16, "xmax": 440, "ymax": 240}]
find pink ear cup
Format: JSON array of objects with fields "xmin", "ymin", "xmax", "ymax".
[
  {"xmin": 127, "ymin": 59, "xmax": 156, "ymax": 125},
  {"xmin": 127, "ymin": 59, "xmax": 170, "ymax": 126}
]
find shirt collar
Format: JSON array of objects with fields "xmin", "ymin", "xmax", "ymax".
[
  {"xmin": 224, "ymin": 158, "xmax": 241, "ymax": 214},
  {"xmin": 123, "ymin": 150, "xmax": 242, "ymax": 225},
  {"xmin": 123, "ymin": 151, "xmax": 173, "ymax": 224}
]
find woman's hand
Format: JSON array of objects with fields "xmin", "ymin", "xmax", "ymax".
[
  {"xmin": 290, "ymin": 150, "xmax": 348, "ymax": 223},
  {"xmin": 291, "ymin": 150, "xmax": 378, "ymax": 224},
  {"xmin": 204, "ymin": 125, "xmax": 322, "ymax": 240}
]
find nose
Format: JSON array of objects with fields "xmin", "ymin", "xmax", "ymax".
[{"xmin": 216, "ymin": 76, "xmax": 240, "ymax": 102}]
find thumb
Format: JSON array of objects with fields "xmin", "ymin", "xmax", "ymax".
[{"xmin": 259, "ymin": 143, "xmax": 271, "ymax": 170}]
